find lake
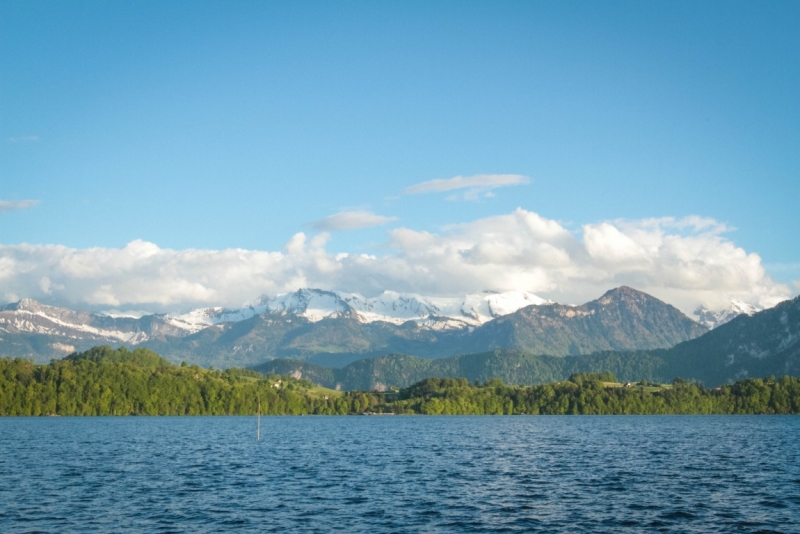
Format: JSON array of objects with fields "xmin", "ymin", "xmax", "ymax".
[{"xmin": 1, "ymin": 416, "xmax": 798, "ymax": 532}]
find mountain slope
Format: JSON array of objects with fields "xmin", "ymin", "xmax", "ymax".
[
  {"xmin": 0, "ymin": 299, "xmax": 187, "ymax": 343},
  {"xmin": 257, "ymin": 294, "xmax": 800, "ymax": 389},
  {"xmin": 0, "ymin": 288, "xmax": 552, "ymax": 364},
  {"xmin": 663, "ymin": 295, "xmax": 800, "ymax": 385},
  {"xmin": 253, "ymin": 350, "xmax": 669, "ymax": 391},
  {"xmin": 467, "ymin": 286, "xmax": 706, "ymax": 355},
  {"xmin": 142, "ymin": 286, "xmax": 706, "ymax": 368},
  {"xmin": 142, "ymin": 312, "xmax": 470, "ymax": 368},
  {"xmin": 1, "ymin": 286, "xmax": 709, "ymax": 368}
]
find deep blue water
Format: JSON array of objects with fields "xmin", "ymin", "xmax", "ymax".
[{"xmin": 1, "ymin": 416, "xmax": 799, "ymax": 533}]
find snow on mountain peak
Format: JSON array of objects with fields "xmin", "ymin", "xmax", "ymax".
[
  {"xmin": 693, "ymin": 299, "xmax": 764, "ymax": 329},
  {"xmin": 267, "ymin": 289, "xmax": 350, "ymax": 320},
  {"xmin": 467, "ymin": 291, "xmax": 552, "ymax": 319},
  {"xmin": 0, "ymin": 289, "xmax": 553, "ymax": 345},
  {"xmin": 729, "ymin": 299, "xmax": 762, "ymax": 316},
  {"xmin": 164, "ymin": 288, "xmax": 554, "ymax": 332},
  {"xmin": 0, "ymin": 299, "xmax": 181, "ymax": 344},
  {"xmin": 165, "ymin": 304, "xmax": 269, "ymax": 332}
]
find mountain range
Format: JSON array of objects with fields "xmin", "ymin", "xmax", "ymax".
[
  {"xmin": 0, "ymin": 289, "xmax": 550, "ymax": 346},
  {"xmin": 2, "ymin": 286, "xmax": 794, "ymax": 389},
  {"xmin": 254, "ymin": 293, "xmax": 800, "ymax": 389},
  {"xmin": 0, "ymin": 287, "xmax": 708, "ymax": 368}
]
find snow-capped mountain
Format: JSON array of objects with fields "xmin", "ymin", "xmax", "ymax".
[
  {"xmin": 0, "ymin": 289, "xmax": 553, "ymax": 345},
  {"xmin": 0, "ymin": 287, "xmax": 725, "ymax": 367},
  {"xmin": 164, "ymin": 288, "xmax": 553, "ymax": 332},
  {"xmin": 2, "ymin": 290, "xmax": 767, "ymax": 352},
  {"xmin": 692, "ymin": 299, "xmax": 764, "ymax": 329},
  {"xmin": 158, "ymin": 286, "xmax": 708, "ymax": 370},
  {"xmin": 0, "ymin": 299, "xmax": 187, "ymax": 347},
  {"xmin": 164, "ymin": 303, "xmax": 268, "ymax": 333}
]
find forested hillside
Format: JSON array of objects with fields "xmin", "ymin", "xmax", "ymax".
[
  {"xmin": 0, "ymin": 347, "xmax": 370, "ymax": 416},
  {"xmin": 388, "ymin": 374, "xmax": 800, "ymax": 415},
  {"xmin": 2, "ymin": 348, "xmax": 800, "ymax": 416},
  {"xmin": 254, "ymin": 350, "xmax": 671, "ymax": 391}
]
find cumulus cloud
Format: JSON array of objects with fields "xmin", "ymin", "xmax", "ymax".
[
  {"xmin": 0, "ymin": 199, "xmax": 39, "ymax": 212},
  {"xmin": 404, "ymin": 174, "xmax": 529, "ymax": 200},
  {"xmin": 0, "ymin": 209, "xmax": 792, "ymax": 314},
  {"xmin": 313, "ymin": 211, "xmax": 397, "ymax": 231}
]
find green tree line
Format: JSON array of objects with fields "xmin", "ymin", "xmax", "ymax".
[
  {"xmin": 389, "ymin": 374, "xmax": 800, "ymax": 415},
  {"xmin": 0, "ymin": 347, "xmax": 377, "ymax": 416},
  {"xmin": 2, "ymin": 347, "xmax": 800, "ymax": 416}
]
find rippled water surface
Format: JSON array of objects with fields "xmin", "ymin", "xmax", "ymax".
[{"xmin": 1, "ymin": 416, "xmax": 799, "ymax": 533}]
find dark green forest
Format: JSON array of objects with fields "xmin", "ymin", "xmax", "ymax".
[
  {"xmin": 0, "ymin": 347, "xmax": 373, "ymax": 416},
  {"xmin": 389, "ymin": 374, "xmax": 800, "ymax": 415},
  {"xmin": 2, "ymin": 347, "xmax": 800, "ymax": 416},
  {"xmin": 254, "ymin": 349, "xmax": 671, "ymax": 391}
]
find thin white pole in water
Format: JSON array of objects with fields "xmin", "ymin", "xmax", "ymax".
[{"xmin": 257, "ymin": 394, "xmax": 261, "ymax": 442}]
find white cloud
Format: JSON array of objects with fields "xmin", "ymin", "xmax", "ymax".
[
  {"xmin": 0, "ymin": 209, "xmax": 792, "ymax": 314},
  {"xmin": 404, "ymin": 174, "xmax": 529, "ymax": 200},
  {"xmin": 0, "ymin": 199, "xmax": 39, "ymax": 212},
  {"xmin": 39, "ymin": 277, "xmax": 53, "ymax": 294},
  {"xmin": 7, "ymin": 136, "xmax": 39, "ymax": 143},
  {"xmin": 313, "ymin": 210, "xmax": 397, "ymax": 231},
  {"xmin": 584, "ymin": 223, "xmax": 650, "ymax": 266}
]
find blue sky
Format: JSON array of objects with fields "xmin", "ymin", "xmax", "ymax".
[{"xmin": 1, "ymin": 1, "xmax": 798, "ymax": 312}]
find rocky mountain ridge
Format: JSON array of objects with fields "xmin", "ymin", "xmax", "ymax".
[
  {"xmin": 164, "ymin": 288, "xmax": 554, "ymax": 333},
  {"xmin": 0, "ymin": 299, "xmax": 185, "ymax": 345},
  {"xmin": 256, "ymin": 293, "xmax": 800, "ymax": 390},
  {"xmin": 0, "ymin": 289, "xmax": 555, "ymax": 347},
  {"xmin": 2, "ymin": 286, "xmax": 710, "ymax": 368}
]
